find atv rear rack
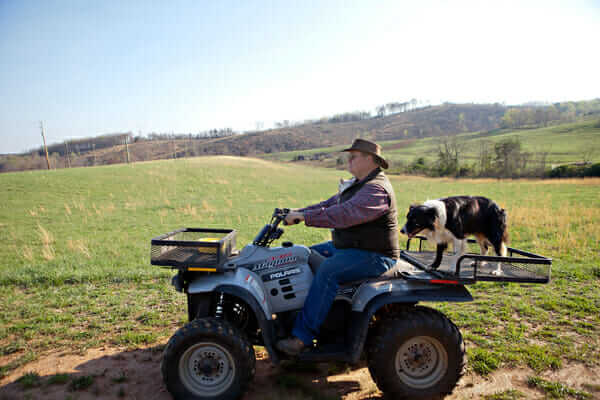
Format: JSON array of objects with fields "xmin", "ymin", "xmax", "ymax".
[{"xmin": 400, "ymin": 236, "xmax": 551, "ymax": 284}]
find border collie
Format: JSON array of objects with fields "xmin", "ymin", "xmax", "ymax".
[
  {"xmin": 400, "ymin": 196, "xmax": 508, "ymax": 275},
  {"xmin": 338, "ymin": 177, "xmax": 356, "ymax": 194}
]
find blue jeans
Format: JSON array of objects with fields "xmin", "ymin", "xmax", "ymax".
[{"xmin": 292, "ymin": 241, "xmax": 396, "ymax": 345}]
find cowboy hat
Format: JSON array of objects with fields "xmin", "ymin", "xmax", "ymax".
[{"xmin": 342, "ymin": 138, "xmax": 389, "ymax": 169}]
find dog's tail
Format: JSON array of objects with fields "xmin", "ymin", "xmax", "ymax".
[
  {"xmin": 499, "ymin": 207, "xmax": 509, "ymax": 257},
  {"xmin": 499, "ymin": 208, "xmax": 509, "ymax": 244},
  {"xmin": 492, "ymin": 203, "xmax": 509, "ymax": 257}
]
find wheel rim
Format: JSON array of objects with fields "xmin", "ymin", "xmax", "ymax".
[
  {"xmin": 179, "ymin": 342, "xmax": 236, "ymax": 396},
  {"xmin": 394, "ymin": 335, "xmax": 448, "ymax": 389}
]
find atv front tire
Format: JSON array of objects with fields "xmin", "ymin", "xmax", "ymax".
[
  {"xmin": 366, "ymin": 306, "xmax": 465, "ymax": 399},
  {"xmin": 161, "ymin": 317, "xmax": 256, "ymax": 400}
]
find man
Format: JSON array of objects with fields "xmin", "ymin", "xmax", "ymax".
[{"xmin": 277, "ymin": 138, "xmax": 400, "ymax": 356}]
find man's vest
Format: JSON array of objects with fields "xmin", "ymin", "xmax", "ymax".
[{"xmin": 332, "ymin": 168, "xmax": 400, "ymax": 259}]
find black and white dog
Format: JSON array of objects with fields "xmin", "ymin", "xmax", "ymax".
[{"xmin": 400, "ymin": 196, "xmax": 508, "ymax": 275}]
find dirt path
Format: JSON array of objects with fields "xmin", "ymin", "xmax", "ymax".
[{"xmin": 1, "ymin": 346, "xmax": 599, "ymax": 399}]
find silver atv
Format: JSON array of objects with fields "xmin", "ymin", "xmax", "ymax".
[{"xmin": 151, "ymin": 208, "xmax": 474, "ymax": 400}]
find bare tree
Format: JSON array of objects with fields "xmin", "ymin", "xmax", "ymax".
[
  {"xmin": 477, "ymin": 140, "xmax": 493, "ymax": 176},
  {"xmin": 535, "ymin": 151, "xmax": 549, "ymax": 177},
  {"xmin": 437, "ymin": 135, "xmax": 465, "ymax": 176}
]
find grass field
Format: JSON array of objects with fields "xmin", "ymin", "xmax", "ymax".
[
  {"xmin": 263, "ymin": 118, "xmax": 600, "ymax": 166},
  {"xmin": 1, "ymin": 156, "xmax": 599, "ymax": 388}
]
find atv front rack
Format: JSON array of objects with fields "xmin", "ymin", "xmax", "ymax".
[
  {"xmin": 400, "ymin": 237, "xmax": 551, "ymax": 284},
  {"xmin": 151, "ymin": 228, "xmax": 236, "ymax": 271}
]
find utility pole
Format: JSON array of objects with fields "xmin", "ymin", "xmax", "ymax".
[
  {"xmin": 40, "ymin": 121, "xmax": 51, "ymax": 170},
  {"xmin": 125, "ymin": 134, "xmax": 130, "ymax": 164},
  {"xmin": 65, "ymin": 140, "xmax": 72, "ymax": 168}
]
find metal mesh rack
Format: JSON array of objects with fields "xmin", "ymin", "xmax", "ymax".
[
  {"xmin": 401, "ymin": 237, "xmax": 551, "ymax": 284},
  {"xmin": 151, "ymin": 228, "xmax": 236, "ymax": 270}
]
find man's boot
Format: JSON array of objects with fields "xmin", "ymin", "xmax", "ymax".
[{"xmin": 276, "ymin": 337, "xmax": 305, "ymax": 356}]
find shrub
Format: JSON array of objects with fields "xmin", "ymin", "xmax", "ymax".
[
  {"xmin": 69, "ymin": 375, "xmax": 94, "ymax": 391},
  {"xmin": 17, "ymin": 372, "xmax": 42, "ymax": 389},
  {"xmin": 584, "ymin": 163, "xmax": 600, "ymax": 177}
]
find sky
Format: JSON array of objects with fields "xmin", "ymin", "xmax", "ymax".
[{"xmin": 1, "ymin": 0, "xmax": 599, "ymax": 154}]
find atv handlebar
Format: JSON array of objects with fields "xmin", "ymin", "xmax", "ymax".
[
  {"xmin": 253, "ymin": 208, "xmax": 292, "ymax": 247},
  {"xmin": 274, "ymin": 208, "xmax": 300, "ymax": 225}
]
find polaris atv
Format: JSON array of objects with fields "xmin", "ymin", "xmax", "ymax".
[{"xmin": 150, "ymin": 208, "xmax": 551, "ymax": 400}]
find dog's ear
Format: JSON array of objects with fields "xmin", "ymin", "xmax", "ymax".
[
  {"xmin": 409, "ymin": 204, "xmax": 417, "ymax": 211},
  {"xmin": 426, "ymin": 207, "xmax": 438, "ymax": 217}
]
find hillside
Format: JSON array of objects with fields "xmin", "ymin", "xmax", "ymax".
[
  {"xmin": 3, "ymin": 101, "xmax": 600, "ymax": 174},
  {"xmin": 188, "ymin": 103, "xmax": 507, "ymax": 154},
  {"xmin": 1, "ymin": 103, "xmax": 507, "ymax": 173},
  {"xmin": 264, "ymin": 118, "xmax": 600, "ymax": 177}
]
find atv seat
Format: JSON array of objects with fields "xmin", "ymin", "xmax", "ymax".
[{"xmin": 308, "ymin": 249, "xmax": 326, "ymax": 274}]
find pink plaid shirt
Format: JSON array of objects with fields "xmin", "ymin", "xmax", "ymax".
[{"xmin": 299, "ymin": 183, "xmax": 390, "ymax": 229}]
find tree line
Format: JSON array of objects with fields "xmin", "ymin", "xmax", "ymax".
[
  {"xmin": 501, "ymin": 99, "xmax": 600, "ymax": 129},
  {"xmin": 271, "ymin": 99, "xmax": 427, "ymax": 128},
  {"xmin": 390, "ymin": 135, "xmax": 599, "ymax": 179}
]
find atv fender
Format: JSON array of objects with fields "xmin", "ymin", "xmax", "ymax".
[
  {"xmin": 351, "ymin": 280, "xmax": 472, "ymax": 312},
  {"xmin": 347, "ymin": 281, "xmax": 472, "ymax": 364},
  {"xmin": 186, "ymin": 268, "xmax": 280, "ymax": 364},
  {"xmin": 187, "ymin": 268, "xmax": 272, "ymax": 318}
]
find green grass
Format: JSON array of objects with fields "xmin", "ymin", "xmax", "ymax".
[
  {"xmin": 483, "ymin": 389, "xmax": 526, "ymax": 400},
  {"xmin": 468, "ymin": 347, "xmax": 501, "ymax": 375},
  {"xmin": 16, "ymin": 372, "xmax": 42, "ymax": 389},
  {"xmin": 0, "ymin": 156, "xmax": 599, "ymax": 381},
  {"xmin": 68, "ymin": 375, "xmax": 94, "ymax": 391},
  {"xmin": 528, "ymin": 376, "xmax": 591, "ymax": 399},
  {"xmin": 47, "ymin": 373, "xmax": 70, "ymax": 385}
]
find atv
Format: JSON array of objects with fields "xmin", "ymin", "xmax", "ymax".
[{"xmin": 150, "ymin": 208, "xmax": 551, "ymax": 400}]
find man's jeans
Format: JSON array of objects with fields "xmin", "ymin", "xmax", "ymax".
[{"xmin": 292, "ymin": 241, "xmax": 396, "ymax": 345}]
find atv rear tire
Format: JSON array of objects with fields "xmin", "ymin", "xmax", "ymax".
[
  {"xmin": 366, "ymin": 306, "xmax": 465, "ymax": 399},
  {"xmin": 161, "ymin": 317, "xmax": 256, "ymax": 400}
]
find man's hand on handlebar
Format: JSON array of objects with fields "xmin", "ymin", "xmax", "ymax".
[{"xmin": 284, "ymin": 211, "xmax": 304, "ymax": 225}]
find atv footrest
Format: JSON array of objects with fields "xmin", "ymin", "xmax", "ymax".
[{"xmin": 297, "ymin": 343, "xmax": 351, "ymax": 363}]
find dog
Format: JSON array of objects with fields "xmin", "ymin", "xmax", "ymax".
[
  {"xmin": 400, "ymin": 196, "xmax": 508, "ymax": 275},
  {"xmin": 338, "ymin": 177, "xmax": 356, "ymax": 194}
]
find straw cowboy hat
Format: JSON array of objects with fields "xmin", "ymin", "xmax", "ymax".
[{"xmin": 342, "ymin": 138, "xmax": 389, "ymax": 169}]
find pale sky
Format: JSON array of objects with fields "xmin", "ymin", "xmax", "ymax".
[{"xmin": 1, "ymin": 0, "xmax": 599, "ymax": 154}]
